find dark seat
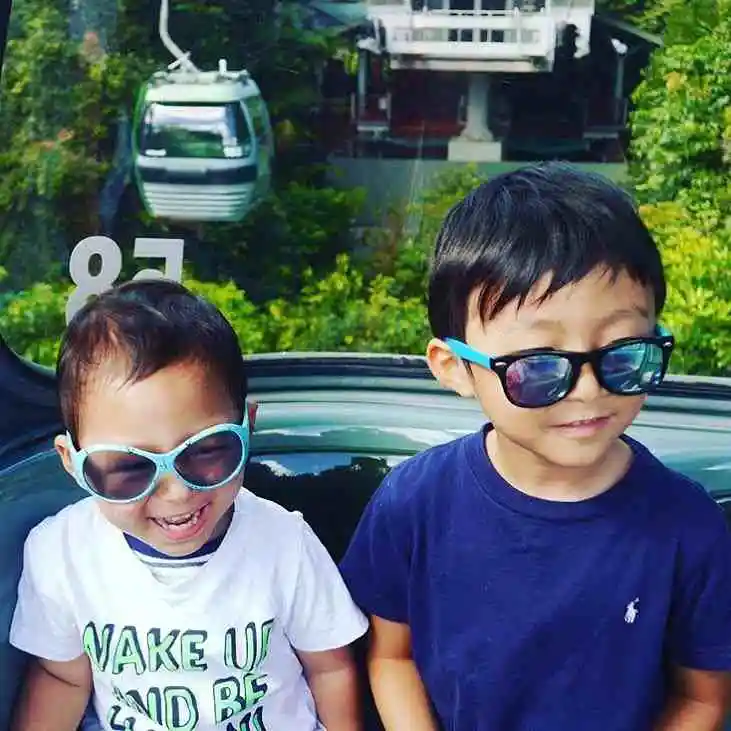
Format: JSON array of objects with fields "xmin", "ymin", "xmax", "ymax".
[{"xmin": 0, "ymin": 481, "xmax": 77, "ymax": 730}]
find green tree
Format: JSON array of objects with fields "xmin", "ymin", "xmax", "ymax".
[
  {"xmin": 0, "ymin": 257, "xmax": 429, "ymax": 366},
  {"xmin": 0, "ymin": 3, "xmax": 147, "ymax": 288},
  {"xmin": 629, "ymin": 0, "xmax": 731, "ymax": 374},
  {"xmin": 0, "ymin": 279, "xmax": 72, "ymax": 365},
  {"xmin": 640, "ymin": 202, "xmax": 731, "ymax": 374},
  {"xmin": 191, "ymin": 182, "xmax": 366, "ymax": 302},
  {"xmin": 264, "ymin": 254, "xmax": 429, "ymax": 354},
  {"xmin": 630, "ymin": 3, "xmax": 731, "ymax": 220},
  {"xmin": 366, "ymin": 166, "xmax": 483, "ymax": 301},
  {"xmin": 596, "ymin": 0, "xmax": 720, "ymax": 36}
]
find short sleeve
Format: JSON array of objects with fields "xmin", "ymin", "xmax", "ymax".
[
  {"xmin": 281, "ymin": 517, "xmax": 368, "ymax": 652},
  {"xmin": 9, "ymin": 526, "xmax": 83, "ymax": 662},
  {"xmin": 668, "ymin": 508, "xmax": 731, "ymax": 671},
  {"xmin": 339, "ymin": 474, "xmax": 411, "ymax": 623}
]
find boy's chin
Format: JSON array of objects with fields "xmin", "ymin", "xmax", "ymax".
[
  {"xmin": 537, "ymin": 430, "xmax": 631, "ymax": 470},
  {"xmin": 495, "ymin": 425, "xmax": 628, "ymax": 474}
]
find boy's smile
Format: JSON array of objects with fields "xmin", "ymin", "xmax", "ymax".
[
  {"xmin": 429, "ymin": 266, "xmax": 656, "ymax": 501},
  {"xmin": 149, "ymin": 502, "xmax": 215, "ymax": 541},
  {"xmin": 56, "ymin": 360, "xmax": 243, "ymax": 556},
  {"xmin": 550, "ymin": 415, "xmax": 614, "ymax": 438}
]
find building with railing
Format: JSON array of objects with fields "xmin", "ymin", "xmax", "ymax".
[{"xmin": 313, "ymin": 0, "xmax": 660, "ymax": 163}]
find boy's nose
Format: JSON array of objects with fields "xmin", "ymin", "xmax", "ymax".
[
  {"xmin": 570, "ymin": 362, "xmax": 604, "ymax": 400},
  {"xmin": 154, "ymin": 472, "xmax": 194, "ymax": 502}
]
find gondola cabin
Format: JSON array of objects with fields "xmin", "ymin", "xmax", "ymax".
[{"xmin": 133, "ymin": 64, "xmax": 273, "ymax": 223}]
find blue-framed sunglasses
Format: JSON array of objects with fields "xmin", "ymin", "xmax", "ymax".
[
  {"xmin": 67, "ymin": 410, "xmax": 250, "ymax": 504},
  {"xmin": 445, "ymin": 325, "xmax": 675, "ymax": 409}
]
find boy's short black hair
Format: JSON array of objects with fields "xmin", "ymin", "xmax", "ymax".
[
  {"xmin": 57, "ymin": 279, "xmax": 247, "ymax": 442},
  {"xmin": 428, "ymin": 161, "xmax": 666, "ymax": 340}
]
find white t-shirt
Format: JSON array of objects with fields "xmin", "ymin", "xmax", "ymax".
[{"xmin": 10, "ymin": 490, "xmax": 368, "ymax": 731}]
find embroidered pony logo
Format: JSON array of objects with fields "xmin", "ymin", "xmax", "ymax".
[{"xmin": 624, "ymin": 597, "xmax": 640, "ymax": 624}]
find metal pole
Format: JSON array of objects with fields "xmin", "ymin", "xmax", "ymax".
[
  {"xmin": 159, "ymin": 0, "xmax": 198, "ymax": 72},
  {"xmin": 611, "ymin": 38, "xmax": 628, "ymax": 124}
]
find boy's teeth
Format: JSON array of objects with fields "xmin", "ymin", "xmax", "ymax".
[
  {"xmin": 168, "ymin": 511, "xmax": 193, "ymax": 524},
  {"xmin": 156, "ymin": 507, "xmax": 202, "ymax": 528}
]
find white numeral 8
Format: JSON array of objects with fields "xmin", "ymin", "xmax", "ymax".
[
  {"xmin": 66, "ymin": 236, "xmax": 122, "ymax": 324},
  {"xmin": 66, "ymin": 236, "xmax": 185, "ymax": 324}
]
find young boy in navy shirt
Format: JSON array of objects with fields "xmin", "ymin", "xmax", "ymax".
[{"xmin": 340, "ymin": 162, "xmax": 731, "ymax": 730}]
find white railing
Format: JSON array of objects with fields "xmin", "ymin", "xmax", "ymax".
[
  {"xmin": 365, "ymin": 0, "xmax": 594, "ymax": 10},
  {"xmin": 382, "ymin": 10, "xmax": 555, "ymax": 58}
]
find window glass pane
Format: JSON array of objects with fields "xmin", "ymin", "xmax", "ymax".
[
  {"xmin": 141, "ymin": 103, "xmax": 253, "ymax": 159},
  {"xmin": 247, "ymin": 96, "xmax": 270, "ymax": 142},
  {"xmin": 0, "ymin": 0, "xmax": 722, "ymax": 377}
]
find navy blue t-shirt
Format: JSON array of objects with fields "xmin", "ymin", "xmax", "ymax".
[{"xmin": 340, "ymin": 427, "xmax": 731, "ymax": 731}]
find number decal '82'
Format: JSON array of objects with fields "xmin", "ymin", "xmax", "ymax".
[{"xmin": 66, "ymin": 237, "xmax": 185, "ymax": 324}]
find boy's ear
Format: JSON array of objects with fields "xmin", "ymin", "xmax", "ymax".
[
  {"xmin": 426, "ymin": 338, "xmax": 476, "ymax": 398},
  {"xmin": 54, "ymin": 434, "xmax": 76, "ymax": 479}
]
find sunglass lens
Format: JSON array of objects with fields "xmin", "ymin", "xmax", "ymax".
[
  {"xmin": 601, "ymin": 342, "xmax": 664, "ymax": 393},
  {"xmin": 505, "ymin": 354, "xmax": 573, "ymax": 407},
  {"xmin": 83, "ymin": 452, "xmax": 157, "ymax": 501},
  {"xmin": 174, "ymin": 431, "xmax": 244, "ymax": 488}
]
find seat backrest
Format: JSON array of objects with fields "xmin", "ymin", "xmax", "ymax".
[
  {"xmin": 244, "ymin": 458, "xmax": 387, "ymax": 564},
  {"xmin": 245, "ymin": 458, "xmax": 388, "ymax": 731},
  {"xmin": 0, "ymin": 336, "xmax": 61, "ymax": 472},
  {"xmin": 0, "ymin": 481, "xmax": 78, "ymax": 730}
]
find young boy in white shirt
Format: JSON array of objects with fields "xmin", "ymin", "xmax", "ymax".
[{"xmin": 10, "ymin": 278, "xmax": 368, "ymax": 731}]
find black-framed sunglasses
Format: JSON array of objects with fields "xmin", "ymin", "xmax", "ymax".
[{"xmin": 445, "ymin": 325, "xmax": 675, "ymax": 408}]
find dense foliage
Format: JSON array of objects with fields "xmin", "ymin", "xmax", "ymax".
[{"xmin": 4, "ymin": 164, "xmax": 730, "ymax": 376}]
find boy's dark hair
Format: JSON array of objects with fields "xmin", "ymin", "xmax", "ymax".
[
  {"xmin": 428, "ymin": 161, "xmax": 666, "ymax": 340},
  {"xmin": 57, "ymin": 279, "xmax": 247, "ymax": 442}
]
